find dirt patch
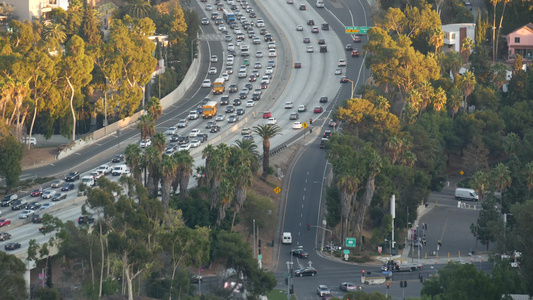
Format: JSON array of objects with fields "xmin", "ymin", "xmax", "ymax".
[{"xmin": 21, "ymin": 146, "xmax": 58, "ymax": 170}]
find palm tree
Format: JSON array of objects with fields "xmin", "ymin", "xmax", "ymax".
[
  {"xmin": 491, "ymin": 163, "xmax": 511, "ymax": 208},
  {"xmin": 123, "ymin": 0, "xmax": 154, "ymax": 19},
  {"xmin": 146, "ymin": 97, "xmax": 162, "ymax": 121},
  {"xmin": 490, "ymin": 0, "xmax": 499, "ymax": 62},
  {"xmin": 216, "ymin": 177, "xmax": 234, "ymax": 226},
  {"xmin": 491, "ymin": 63, "xmax": 507, "ymax": 89},
  {"xmin": 253, "ymin": 124, "xmax": 282, "ymax": 180},
  {"xmin": 44, "ymin": 22, "xmax": 67, "ymax": 44},
  {"xmin": 471, "ymin": 171, "xmax": 489, "ymax": 202},
  {"xmin": 432, "ymin": 87, "xmax": 447, "ymax": 111},
  {"xmin": 428, "ymin": 27, "xmax": 444, "ymax": 54},
  {"xmin": 160, "ymin": 155, "xmax": 178, "ymax": 209},
  {"xmin": 447, "ymin": 87, "xmax": 463, "ymax": 119},
  {"xmin": 503, "ymin": 132, "xmax": 520, "ymax": 155},
  {"xmin": 336, "ymin": 173, "xmax": 360, "ymax": 242},
  {"xmin": 457, "ymin": 71, "xmax": 476, "ymax": 110},
  {"xmin": 233, "ymin": 139, "xmax": 260, "ymax": 172},
  {"xmin": 524, "ymin": 162, "xmax": 533, "ymax": 199},
  {"xmin": 207, "ymin": 144, "xmax": 231, "ymax": 208},
  {"xmin": 125, "ymin": 144, "xmax": 143, "ymax": 183},
  {"xmin": 460, "ymin": 37, "xmax": 474, "ymax": 62},
  {"xmin": 385, "ymin": 136, "xmax": 403, "ymax": 165},
  {"xmin": 175, "ymin": 150, "xmax": 194, "ymax": 200},
  {"xmin": 443, "ymin": 52, "xmax": 463, "ymax": 80},
  {"xmin": 137, "ymin": 114, "xmax": 155, "ymax": 142},
  {"xmin": 202, "ymin": 144, "xmax": 216, "ymax": 182},
  {"xmin": 144, "ymin": 146, "xmax": 160, "ymax": 194},
  {"xmin": 152, "ymin": 132, "xmax": 166, "ymax": 156},
  {"xmin": 495, "ymin": 0, "xmax": 511, "ymax": 61},
  {"xmin": 229, "ymin": 148, "xmax": 254, "ymax": 230}
]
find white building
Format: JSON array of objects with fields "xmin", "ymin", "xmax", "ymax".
[
  {"xmin": 2, "ymin": 0, "xmax": 68, "ymax": 22},
  {"xmin": 441, "ymin": 23, "xmax": 476, "ymax": 53}
]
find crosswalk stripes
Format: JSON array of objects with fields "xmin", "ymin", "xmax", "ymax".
[{"xmin": 200, "ymin": 33, "xmax": 225, "ymax": 41}]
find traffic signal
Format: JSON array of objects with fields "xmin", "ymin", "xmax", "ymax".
[
  {"xmin": 258, "ymin": 239, "xmax": 261, "ymax": 248},
  {"xmin": 404, "ymin": 281, "xmax": 407, "ymax": 287},
  {"xmin": 285, "ymin": 278, "xmax": 289, "ymax": 285},
  {"xmin": 331, "ymin": 235, "xmax": 334, "ymax": 240},
  {"xmin": 307, "ymin": 223, "xmax": 311, "ymax": 230},
  {"xmin": 387, "ymin": 283, "xmax": 390, "ymax": 289},
  {"xmin": 290, "ymin": 284, "xmax": 294, "ymax": 294},
  {"xmin": 438, "ymin": 241, "xmax": 442, "ymax": 247},
  {"xmin": 362, "ymin": 270, "xmax": 365, "ymax": 277},
  {"xmin": 400, "ymin": 281, "xmax": 404, "ymax": 288}
]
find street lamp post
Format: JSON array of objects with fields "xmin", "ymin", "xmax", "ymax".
[
  {"xmin": 346, "ymin": 78, "xmax": 354, "ymax": 99},
  {"xmin": 191, "ymin": 38, "xmax": 198, "ymax": 62},
  {"xmin": 384, "ymin": 239, "xmax": 392, "ymax": 263}
]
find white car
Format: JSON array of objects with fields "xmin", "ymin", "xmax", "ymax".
[
  {"xmin": 19, "ymin": 209, "xmax": 35, "ymax": 219},
  {"xmin": 292, "ymin": 122, "xmax": 303, "ymax": 129},
  {"xmin": 190, "ymin": 139, "xmax": 201, "ymax": 148},
  {"xmin": 338, "ymin": 59, "xmax": 347, "ymax": 67},
  {"xmin": 219, "ymin": 24, "xmax": 226, "ymax": 31},
  {"xmin": 285, "ymin": 102, "xmax": 294, "ymax": 109},
  {"xmin": 253, "ymin": 37, "xmax": 261, "ymax": 44},
  {"xmin": 189, "ymin": 129, "xmax": 201, "ymax": 137},
  {"xmin": 268, "ymin": 49, "xmax": 277, "ymax": 57},
  {"xmin": 228, "ymin": 43, "xmax": 235, "ymax": 51},
  {"xmin": 254, "ymin": 62, "xmax": 262, "ymax": 69},
  {"xmin": 267, "ymin": 118, "xmax": 277, "ymax": 125},
  {"xmin": 96, "ymin": 165, "xmax": 112, "ymax": 175},
  {"xmin": 202, "ymin": 79, "xmax": 211, "ymax": 88},
  {"xmin": 268, "ymin": 42, "xmax": 276, "ymax": 49},
  {"xmin": 222, "ymin": 72, "xmax": 230, "ymax": 81},
  {"xmin": 205, "ymin": 4, "xmax": 212, "ymax": 10},
  {"xmin": 41, "ymin": 190, "xmax": 56, "ymax": 199},
  {"xmin": 211, "ymin": 55, "xmax": 218, "ymax": 63},
  {"xmin": 256, "ymin": 51, "xmax": 263, "ymax": 58},
  {"xmin": 177, "ymin": 119, "xmax": 188, "ymax": 128},
  {"xmin": 40, "ymin": 203, "xmax": 55, "ymax": 210},
  {"xmin": 246, "ymin": 100, "xmax": 255, "ymax": 107},
  {"xmin": 140, "ymin": 138, "xmax": 151, "ymax": 148},
  {"xmin": 165, "ymin": 127, "xmax": 178, "ymax": 135},
  {"xmin": 335, "ymin": 68, "xmax": 342, "ymax": 75},
  {"xmin": 307, "ymin": 46, "xmax": 314, "ymax": 53},
  {"xmin": 296, "ymin": 25, "xmax": 303, "ymax": 31},
  {"xmin": 227, "ymin": 59, "xmax": 234, "ymax": 66},
  {"xmin": 208, "ymin": 67, "xmax": 217, "ymax": 75},
  {"xmin": 178, "ymin": 144, "xmax": 191, "ymax": 151},
  {"xmin": 216, "ymin": 114, "xmax": 226, "ymax": 121},
  {"xmin": 261, "ymin": 76, "xmax": 270, "ymax": 84}
]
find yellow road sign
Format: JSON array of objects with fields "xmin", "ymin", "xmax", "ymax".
[
  {"xmin": 345, "ymin": 29, "xmax": 359, "ymax": 34},
  {"xmin": 274, "ymin": 187, "xmax": 281, "ymax": 194},
  {"xmin": 460, "ymin": 170, "xmax": 464, "ymax": 175},
  {"xmin": 302, "ymin": 122, "xmax": 308, "ymax": 129}
]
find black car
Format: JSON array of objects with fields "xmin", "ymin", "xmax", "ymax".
[
  {"xmin": 229, "ymin": 84, "xmax": 238, "ymax": 93},
  {"xmin": 292, "ymin": 248, "xmax": 309, "ymax": 258},
  {"xmin": 210, "ymin": 125, "xmax": 221, "ymax": 133},
  {"xmin": 345, "ymin": 44, "xmax": 353, "ymax": 51},
  {"xmin": 236, "ymin": 108, "xmax": 245, "ymax": 115},
  {"xmin": 320, "ymin": 97, "xmax": 328, "ymax": 103},
  {"xmin": 196, "ymin": 133, "xmax": 208, "ymax": 143},
  {"xmin": 239, "ymin": 92, "xmax": 247, "ymax": 99},
  {"xmin": 294, "ymin": 267, "xmax": 317, "ymax": 277},
  {"xmin": 324, "ymin": 130, "xmax": 332, "ymax": 138},
  {"xmin": 78, "ymin": 216, "xmax": 95, "ymax": 225},
  {"xmin": 205, "ymin": 121, "xmax": 216, "ymax": 129},
  {"xmin": 112, "ymin": 154, "xmax": 125, "ymax": 163},
  {"xmin": 264, "ymin": 34, "xmax": 273, "ymax": 42},
  {"xmin": 252, "ymin": 93, "xmax": 261, "ymax": 100},
  {"xmin": 65, "ymin": 171, "xmax": 80, "ymax": 182},
  {"xmin": 226, "ymin": 106, "xmax": 235, "ymax": 113},
  {"xmin": 321, "ymin": 23, "xmax": 329, "ymax": 30},
  {"xmin": 0, "ymin": 232, "xmax": 11, "ymax": 241},
  {"xmin": 177, "ymin": 136, "xmax": 190, "ymax": 144},
  {"xmin": 1, "ymin": 194, "xmax": 18, "ymax": 206},
  {"xmin": 52, "ymin": 193, "xmax": 67, "ymax": 202},
  {"xmin": 11, "ymin": 199, "xmax": 27, "ymax": 210},
  {"xmin": 220, "ymin": 96, "xmax": 230, "ymax": 105},
  {"xmin": 32, "ymin": 214, "xmax": 43, "ymax": 223},
  {"xmin": 233, "ymin": 99, "xmax": 242, "ymax": 106},
  {"xmin": 4, "ymin": 242, "xmax": 21, "ymax": 251},
  {"xmin": 61, "ymin": 183, "xmax": 75, "ymax": 191},
  {"xmin": 27, "ymin": 202, "xmax": 41, "ymax": 210},
  {"xmin": 170, "ymin": 134, "xmax": 180, "ymax": 142},
  {"xmin": 307, "ymin": 19, "xmax": 315, "ymax": 25}
]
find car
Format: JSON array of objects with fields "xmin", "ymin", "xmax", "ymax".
[
  {"xmin": 178, "ymin": 144, "xmax": 191, "ymax": 151},
  {"xmin": 110, "ymin": 153, "xmax": 125, "ymax": 163},
  {"xmin": 290, "ymin": 113, "xmax": 299, "ymax": 120},
  {"xmin": 292, "ymin": 247, "xmax": 309, "ymax": 257},
  {"xmin": 0, "ymin": 232, "xmax": 11, "ymax": 241},
  {"xmin": 0, "ymin": 218, "xmax": 11, "ymax": 227},
  {"xmin": 295, "ymin": 267, "xmax": 317, "ymax": 277},
  {"xmin": 307, "ymin": 19, "xmax": 315, "ymax": 26},
  {"xmin": 338, "ymin": 59, "xmax": 347, "ymax": 67},
  {"xmin": 311, "ymin": 26, "xmax": 319, "ymax": 33},
  {"xmin": 250, "ymin": 12, "xmax": 257, "ymax": 18},
  {"xmin": 324, "ymin": 130, "xmax": 332, "ymax": 138},
  {"xmin": 27, "ymin": 202, "xmax": 41, "ymax": 210},
  {"xmin": 298, "ymin": 105, "xmax": 307, "ymax": 112},
  {"xmin": 268, "ymin": 49, "xmax": 277, "ymax": 57},
  {"xmin": 219, "ymin": 24, "xmax": 227, "ymax": 31},
  {"xmin": 32, "ymin": 214, "xmax": 42, "ymax": 223},
  {"xmin": 292, "ymin": 122, "xmax": 303, "ymax": 129},
  {"xmin": 317, "ymin": 285, "xmax": 331, "ymax": 296},
  {"xmin": 314, "ymin": 106, "xmax": 323, "ymax": 113},
  {"xmin": 216, "ymin": 114, "xmax": 226, "ymax": 121},
  {"xmin": 299, "ymin": 4, "xmax": 306, "ymax": 10},
  {"xmin": 296, "ymin": 25, "xmax": 303, "ymax": 31},
  {"xmin": 351, "ymin": 49, "xmax": 360, "ymax": 57},
  {"xmin": 52, "ymin": 193, "xmax": 67, "ymax": 202},
  {"xmin": 303, "ymin": 37, "xmax": 311, "ymax": 44},
  {"xmin": 335, "ymin": 68, "xmax": 342, "ymax": 75},
  {"xmin": 190, "ymin": 140, "xmax": 201, "ymax": 148},
  {"xmin": 210, "ymin": 55, "xmax": 218, "ymax": 63},
  {"xmin": 40, "ymin": 203, "xmax": 55, "ymax": 210},
  {"xmin": 202, "ymin": 79, "xmax": 211, "ymax": 88},
  {"xmin": 65, "ymin": 171, "xmax": 80, "ymax": 181},
  {"xmin": 241, "ymin": 128, "xmax": 252, "ymax": 135},
  {"xmin": 78, "ymin": 216, "xmax": 95, "ymax": 225},
  {"xmin": 254, "ymin": 62, "xmax": 262, "ymax": 69},
  {"xmin": 263, "ymin": 111, "xmax": 272, "ymax": 118},
  {"xmin": 321, "ymin": 293, "xmax": 333, "ymax": 300},
  {"xmin": 165, "ymin": 127, "xmax": 178, "ymax": 135},
  {"xmin": 221, "ymin": 96, "xmax": 230, "ymax": 105},
  {"xmin": 11, "ymin": 199, "xmax": 27, "ymax": 210},
  {"xmin": 252, "ymin": 93, "xmax": 261, "ymax": 100},
  {"xmin": 225, "ymin": 106, "xmax": 235, "ymax": 113},
  {"xmin": 205, "ymin": 121, "xmax": 217, "ymax": 129},
  {"xmin": 189, "ymin": 129, "xmax": 201, "ymax": 137},
  {"xmin": 49, "ymin": 179, "xmax": 64, "ymax": 188},
  {"xmin": 140, "ymin": 139, "xmax": 152, "ymax": 148},
  {"xmin": 285, "ymin": 102, "xmax": 294, "ymax": 109},
  {"xmin": 236, "ymin": 108, "xmax": 245, "ymax": 115},
  {"xmin": 265, "ymin": 66, "xmax": 274, "ymax": 74},
  {"xmin": 340, "ymin": 76, "xmax": 349, "ymax": 83},
  {"xmin": 228, "ymin": 115, "xmax": 239, "ymax": 123},
  {"xmin": 249, "ymin": 74, "xmax": 257, "ymax": 82},
  {"xmin": 201, "ymin": 17, "xmax": 209, "ymax": 25},
  {"xmin": 268, "ymin": 60, "xmax": 276, "ymax": 68},
  {"xmin": 41, "ymin": 190, "xmax": 56, "ymax": 199},
  {"xmin": 318, "ymin": 38, "xmax": 325, "ymax": 45},
  {"xmin": 339, "ymin": 282, "xmax": 358, "ymax": 292},
  {"xmin": 345, "ymin": 44, "xmax": 353, "ymax": 51},
  {"xmin": 252, "ymin": 37, "xmax": 261, "ymax": 44},
  {"xmin": 246, "ymin": 100, "xmax": 255, "ymax": 107},
  {"xmin": 208, "ymin": 67, "xmax": 217, "ymax": 74},
  {"xmin": 169, "ymin": 134, "xmax": 181, "ymax": 143},
  {"xmin": 1, "ymin": 193, "xmax": 18, "ymax": 205},
  {"xmin": 307, "ymin": 46, "xmax": 314, "ymax": 53},
  {"xmin": 229, "ymin": 84, "xmax": 238, "ymax": 93},
  {"xmin": 97, "ymin": 165, "xmax": 112, "ymax": 175},
  {"xmin": 267, "ymin": 118, "xmax": 277, "ymax": 125},
  {"xmin": 239, "ymin": 91, "xmax": 248, "ymax": 99},
  {"xmin": 196, "ymin": 133, "xmax": 208, "ymax": 143},
  {"xmin": 322, "ymin": 23, "xmax": 330, "ymax": 30},
  {"xmin": 328, "ymin": 119, "xmax": 337, "ymax": 127},
  {"xmin": 255, "ymin": 51, "xmax": 263, "ymax": 58},
  {"xmin": 210, "ymin": 125, "xmax": 221, "ymax": 133},
  {"xmin": 245, "ymin": 83, "xmax": 253, "ymax": 90},
  {"xmin": 4, "ymin": 242, "xmax": 21, "ymax": 251},
  {"xmin": 233, "ymin": 99, "xmax": 242, "ymax": 106},
  {"xmin": 353, "ymin": 36, "xmax": 361, "ymax": 43},
  {"xmin": 287, "ymin": 0, "xmax": 294, "ymax": 3},
  {"xmin": 177, "ymin": 120, "xmax": 189, "ymax": 129},
  {"xmin": 242, "ymin": 135, "xmax": 254, "ymax": 141},
  {"xmin": 226, "ymin": 67, "xmax": 234, "ymax": 74},
  {"xmin": 29, "ymin": 188, "xmax": 43, "ymax": 198},
  {"xmin": 19, "ymin": 209, "xmax": 35, "ymax": 219},
  {"xmin": 222, "ymin": 72, "xmax": 230, "ymax": 81}
]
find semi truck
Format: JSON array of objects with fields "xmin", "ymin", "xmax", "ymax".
[
  {"xmin": 213, "ymin": 78, "xmax": 225, "ymax": 95},
  {"xmin": 203, "ymin": 101, "xmax": 218, "ymax": 118}
]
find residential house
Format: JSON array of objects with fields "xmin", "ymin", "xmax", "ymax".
[
  {"xmin": 441, "ymin": 23, "xmax": 476, "ymax": 53},
  {"xmin": 506, "ymin": 23, "xmax": 533, "ymax": 61}
]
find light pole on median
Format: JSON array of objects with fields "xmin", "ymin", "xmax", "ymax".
[
  {"xmin": 191, "ymin": 38, "xmax": 198, "ymax": 62},
  {"xmin": 345, "ymin": 78, "xmax": 354, "ymax": 99},
  {"xmin": 384, "ymin": 239, "xmax": 392, "ymax": 263}
]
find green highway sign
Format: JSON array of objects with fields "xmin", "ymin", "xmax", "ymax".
[
  {"xmin": 345, "ymin": 26, "xmax": 372, "ymax": 34},
  {"xmin": 346, "ymin": 237, "xmax": 356, "ymax": 247},
  {"xmin": 359, "ymin": 26, "xmax": 371, "ymax": 34},
  {"xmin": 343, "ymin": 249, "xmax": 350, "ymax": 254},
  {"xmin": 258, "ymin": 254, "xmax": 262, "ymax": 259}
]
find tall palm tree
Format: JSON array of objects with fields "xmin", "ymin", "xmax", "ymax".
[
  {"xmin": 460, "ymin": 37, "xmax": 474, "ymax": 62},
  {"xmin": 524, "ymin": 162, "xmax": 533, "ymax": 199},
  {"xmin": 495, "ymin": 0, "xmax": 511, "ymax": 61},
  {"xmin": 152, "ymin": 132, "xmax": 166, "ymax": 156},
  {"xmin": 336, "ymin": 173, "xmax": 360, "ymax": 242},
  {"xmin": 160, "ymin": 155, "xmax": 178, "ymax": 209},
  {"xmin": 125, "ymin": 144, "xmax": 143, "ymax": 183},
  {"xmin": 447, "ymin": 87, "xmax": 463, "ymax": 119},
  {"xmin": 443, "ymin": 52, "xmax": 463, "ymax": 80},
  {"xmin": 123, "ymin": 0, "xmax": 154, "ymax": 19},
  {"xmin": 44, "ymin": 22, "xmax": 67, "ymax": 44},
  {"xmin": 429, "ymin": 27, "xmax": 444, "ymax": 54},
  {"xmin": 457, "ymin": 71, "xmax": 476, "ymax": 110},
  {"xmin": 144, "ymin": 146, "xmax": 160, "ymax": 194},
  {"xmin": 175, "ymin": 150, "xmax": 194, "ymax": 200},
  {"xmin": 230, "ymin": 151, "xmax": 253, "ymax": 230},
  {"xmin": 216, "ymin": 177, "xmax": 234, "ymax": 226},
  {"xmin": 146, "ymin": 97, "xmax": 162, "ymax": 121},
  {"xmin": 233, "ymin": 139, "xmax": 260, "ymax": 172},
  {"xmin": 207, "ymin": 144, "xmax": 231, "ymax": 208},
  {"xmin": 253, "ymin": 124, "xmax": 282, "ymax": 180},
  {"xmin": 471, "ymin": 171, "xmax": 489, "ymax": 202},
  {"xmin": 202, "ymin": 144, "xmax": 216, "ymax": 181},
  {"xmin": 432, "ymin": 87, "xmax": 447, "ymax": 111},
  {"xmin": 491, "ymin": 163, "xmax": 511, "ymax": 208},
  {"xmin": 137, "ymin": 114, "xmax": 155, "ymax": 142},
  {"xmin": 385, "ymin": 136, "xmax": 404, "ymax": 165}
]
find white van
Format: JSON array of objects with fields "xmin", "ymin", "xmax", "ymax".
[
  {"xmin": 282, "ymin": 232, "xmax": 292, "ymax": 244},
  {"xmin": 112, "ymin": 165, "xmax": 130, "ymax": 176},
  {"xmin": 81, "ymin": 175, "xmax": 95, "ymax": 187},
  {"xmin": 455, "ymin": 188, "xmax": 478, "ymax": 201},
  {"xmin": 316, "ymin": 1, "xmax": 325, "ymax": 8}
]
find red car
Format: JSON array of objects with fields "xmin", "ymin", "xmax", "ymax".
[
  {"xmin": 294, "ymin": 62, "xmax": 302, "ymax": 68},
  {"xmin": 249, "ymin": 75, "xmax": 257, "ymax": 82},
  {"xmin": 351, "ymin": 50, "xmax": 360, "ymax": 57},
  {"xmin": 0, "ymin": 218, "xmax": 11, "ymax": 227},
  {"xmin": 340, "ymin": 77, "xmax": 349, "ymax": 83},
  {"xmin": 263, "ymin": 111, "xmax": 272, "ymax": 118},
  {"xmin": 353, "ymin": 36, "xmax": 361, "ymax": 43},
  {"xmin": 319, "ymin": 96, "xmax": 328, "ymax": 103},
  {"xmin": 31, "ymin": 188, "xmax": 43, "ymax": 197},
  {"xmin": 314, "ymin": 106, "xmax": 323, "ymax": 113}
]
